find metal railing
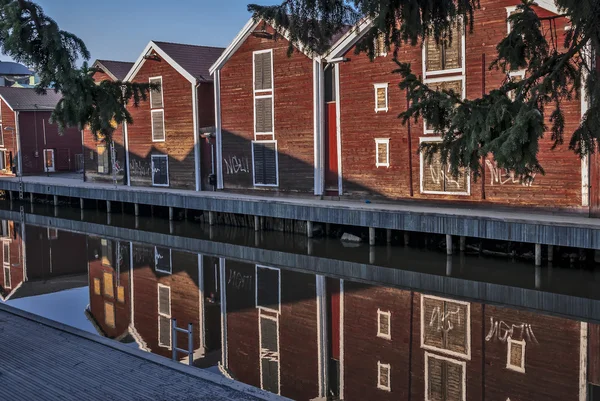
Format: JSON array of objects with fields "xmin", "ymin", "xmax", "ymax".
[{"xmin": 171, "ymin": 318, "xmax": 193, "ymax": 366}]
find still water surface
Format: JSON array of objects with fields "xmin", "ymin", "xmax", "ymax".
[{"xmin": 1, "ymin": 202, "xmax": 600, "ymax": 401}]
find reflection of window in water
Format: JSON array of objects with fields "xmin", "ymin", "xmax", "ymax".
[
  {"xmin": 421, "ymin": 295, "xmax": 471, "ymax": 359},
  {"xmin": 158, "ymin": 284, "xmax": 172, "ymax": 348},
  {"xmin": 155, "ymin": 247, "xmax": 172, "ymax": 274}
]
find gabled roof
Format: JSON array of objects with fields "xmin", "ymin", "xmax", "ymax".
[
  {"xmin": 93, "ymin": 60, "xmax": 134, "ymax": 81},
  {"xmin": 0, "ymin": 87, "xmax": 62, "ymax": 111},
  {"xmin": 210, "ymin": 18, "xmax": 351, "ymax": 75},
  {"xmin": 325, "ymin": 0, "xmax": 561, "ymax": 61},
  {"xmin": 125, "ymin": 41, "xmax": 225, "ymax": 84}
]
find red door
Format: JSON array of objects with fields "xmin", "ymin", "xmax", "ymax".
[
  {"xmin": 324, "ymin": 102, "xmax": 339, "ymax": 194},
  {"xmin": 57, "ymin": 148, "xmax": 70, "ymax": 171}
]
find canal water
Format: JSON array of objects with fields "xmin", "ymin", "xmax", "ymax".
[{"xmin": 1, "ymin": 201, "xmax": 600, "ymax": 401}]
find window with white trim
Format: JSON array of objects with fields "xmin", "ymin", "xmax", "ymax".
[
  {"xmin": 151, "ymin": 154, "xmax": 169, "ymax": 187},
  {"xmin": 155, "ymin": 246, "xmax": 172, "ymax": 274},
  {"xmin": 424, "ymin": 22, "xmax": 463, "ymax": 74},
  {"xmin": 0, "ymin": 220, "xmax": 8, "ymax": 238},
  {"xmin": 506, "ymin": 338, "xmax": 526, "ymax": 373},
  {"xmin": 260, "ymin": 313, "xmax": 280, "ymax": 394},
  {"xmin": 377, "ymin": 309, "xmax": 391, "ymax": 339},
  {"xmin": 377, "ymin": 362, "xmax": 391, "ymax": 391},
  {"xmin": 97, "ymin": 144, "xmax": 109, "ymax": 174},
  {"xmin": 421, "ymin": 295, "xmax": 471, "ymax": 358},
  {"xmin": 104, "ymin": 301, "xmax": 115, "ymax": 328},
  {"xmin": 254, "ymin": 50, "xmax": 274, "ymax": 135},
  {"xmin": 374, "ymin": 33, "xmax": 387, "ymax": 57},
  {"xmin": 375, "ymin": 138, "xmax": 390, "ymax": 168},
  {"xmin": 252, "ymin": 140, "xmax": 278, "ymax": 186},
  {"xmin": 374, "ymin": 83, "xmax": 388, "ymax": 112},
  {"xmin": 158, "ymin": 284, "xmax": 172, "ymax": 348},
  {"xmin": 424, "ymin": 78, "xmax": 464, "ymax": 133},
  {"xmin": 151, "ymin": 110, "xmax": 165, "ymax": 142},
  {"xmin": 425, "ymin": 353, "xmax": 466, "ymax": 401},
  {"xmin": 3, "ymin": 241, "xmax": 9, "ymax": 266},
  {"xmin": 47, "ymin": 228, "xmax": 58, "ymax": 240},
  {"xmin": 0, "ymin": 150, "xmax": 6, "ymax": 171},
  {"xmin": 420, "ymin": 139, "xmax": 469, "ymax": 196},
  {"xmin": 101, "ymin": 239, "xmax": 113, "ymax": 266},
  {"xmin": 149, "ymin": 77, "xmax": 164, "ymax": 109},
  {"xmin": 508, "ymin": 70, "xmax": 525, "ymax": 101},
  {"xmin": 149, "ymin": 77, "xmax": 165, "ymax": 142},
  {"xmin": 256, "ymin": 265, "xmax": 281, "ymax": 314}
]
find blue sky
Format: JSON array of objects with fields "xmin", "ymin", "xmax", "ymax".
[{"xmin": 29, "ymin": 0, "xmax": 279, "ymax": 64}]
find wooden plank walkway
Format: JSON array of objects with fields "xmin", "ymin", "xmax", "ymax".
[
  {"xmin": 1, "ymin": 175, "xmax": 600, "ymax": 250},
  {"xmin": 0, "ymin": 305, "xmax": 284, "ymax": 401}
]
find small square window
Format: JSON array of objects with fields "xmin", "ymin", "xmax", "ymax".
[
  {"xmin": 377, "ymin": 362, "xmax": 391, "ymax": 391},
  {"xmin": 375, "ymin": 138, "xmax": 390, "ymax": 168},
  {"xmin": 374, "ymin": 83, "xmax": 388, "ymax": 112},
  {"xmin": 506, "ymin": 338, "xmax": 526, "ymax": 373},
  {"xmin": 377, "ymin": 309, "xmax": 391, "ymax": 339},
  {"xmin": 374, "ymin": 33, "xmax": 387, "ymax": 57},
  {"xmin": 47, "ymin": 228, "xmax": 58, "ymax": 240}
]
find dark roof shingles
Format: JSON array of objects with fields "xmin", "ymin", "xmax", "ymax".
[
  {"xmin": 96, "ymin": 60, "xmax": 134, "ymax": 81},
  {"xmin": 152, "ymin": 41, "xmax": 225, "ymax": 82},
  {"xmin": 0, "ymin": 87, "xmax": 62, "ymax": 111}
]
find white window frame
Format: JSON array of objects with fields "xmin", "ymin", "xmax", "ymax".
[
  {"xmin": 151, "ymin": 154, "xmax": 169, "ymax": 187},
  {"xmin": 506, "ymin": 6, "xmax": 519, "ymax": 34},
  {"xmin": 0, "ymin": 123, "xmax": 4, "ymax": 148},
  {"xmin": 151, "ymin": 109, "xmax": 166, "ymax": 142},
  {"xmin": 420, "ymin": 294, "xmax": 472, "ymax": 359},
  {"xmin": 149, "ymin": 76, "xmax": 164, "ymax": 109},
  {"xmin": 253, "ymin": 49, "xmax": 275, "ymax": 138},
  {"xmin": 375, "ymin": 34, "xmax": 388, "ymax": 58},
  {"xmin": 258, "ymin": 312, "xmax": 281, "ymax": 395},
  {"xmin": 422, "ymin": 75, "xmax": 466, "ymax": 135},
  {"xmin": 377, "ymin": 361, "xmax": 391, "ymax": 392},
  {"xmin": 377, "ymin": 309, "xmax": 391, "ymax": 340},
  {"xmin": 424, "ymin": 352, "xmax": 467, "ymax": 401},
  {"xmin": 422, "ymin": 21, "xmax": 466, "ymax": 78},
  {"xmin": 3, "ymin": 240, "xmax": 10, "ymax": 289},
  {"xmin": 154, "ymin": 246, "xmax": 172, "ymax": 274},
  {"xmin": 251, "ymin": 140, "xmax": 279, "ymax": 188},
  {"xmin": 508, "ymin": 70, "xmax": 526, "ymax": 101},
  {"xmin": 374, "ymin": 83, "xmax": 389, "ymax": 113},
  {"xmin": 47, "ymin": 227, "xmax": 58, "ymax": 240},
  {"xmin": 157, "ymin": 283, "xmax": 172, "ymax": 349},
  {"xmin": 43, "ymin": 149, "xmax": 55, "ymax": 173},
  {"xmin": 255, "ymin": 265, "xmax": 281, "ymax": 315},
  {"xmin": 0, "ymin": 220, "xmax": 9, "ymax": 238},
  {"xmin": 419, "ymin": 137, "xmax": 471, "ymax": 196},
  {"xmin": 375, "ymin": 138, "xmax": 390, "ymax": 168},
  {"xmin": 506, "ymin": 338, "xmax": 526, "ymax": 373}
]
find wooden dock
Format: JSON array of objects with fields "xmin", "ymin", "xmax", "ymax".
[
  {"xmin": 1, "ymin": 175, "xmax": 600, "ymax": 252},
  {"xmin": 0, "ymin": 304, "xmax": 284, "ymax": 401}
]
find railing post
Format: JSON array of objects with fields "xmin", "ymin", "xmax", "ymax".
[
  {"xmin": 188, "ymin": 323, "xmax": 193, "ymax": 366},
  {"xmin": 172, "ymin": 318, "xmax": 177, "ymax": 362}
]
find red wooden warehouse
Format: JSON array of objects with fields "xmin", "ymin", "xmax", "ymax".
[
  {"xmin": 0, "ymin": 87, "xmax": 82, "ymax": 176},
  {"xmin": 83, "ymin": 60, "xmax": 133, "ymax": 185},
  {"xmin": 124, "ymin": 41, "xmax": 223, "ymax": 190}
]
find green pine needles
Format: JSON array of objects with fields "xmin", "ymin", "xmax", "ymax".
[
  {"xmin": 0, "ymin": 0, "xmax": 155, "ymax": 142},
  {"xmin": 250, "ymin": 0, "xmax": 600, "ymax": 182}
]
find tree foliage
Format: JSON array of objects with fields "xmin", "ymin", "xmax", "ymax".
[
  {"xmin": 0, "ymin": 0, "xmax": 154, "ymax": 141},
  {"xmin": 249, "ymin": 0, "xmax": 600, "ymax": 181}
]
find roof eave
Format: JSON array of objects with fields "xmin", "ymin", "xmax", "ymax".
[
  {"xmin": 124, "ymin": 41, "xmax": 197, "ymax": 85},
  {"xmin": 92, "ymin": 60, "xmax": 118, "ymax": 82}
]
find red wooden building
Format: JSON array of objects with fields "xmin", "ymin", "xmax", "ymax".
[
  {"xmin": 83, "ymin": 60, "xmax": 133, "ymax": 185},
  {"xmin": 0, "ymin": 87, "xmax": 82, "ymax": 176},
  {"xmin": 322, "ymin": 0, "xmax": 586, "ymax": 210},
  {"xmin": 124, "ymin": 41, "xmax": 223, "ymax": 190},
  {"xmin": 0, "ymin": 220, "xmax": 24, "ymax": 302},
  {"xmin": 220, "ymin": 259, "xmax": 323, "ymax": 400},
  {"xmin": 86, "ymin": 237, "xmax": 132, "ymax": 340},
  {"xmin": 210, "ymin": 20, "xmax": 348, "ymax": 195}
]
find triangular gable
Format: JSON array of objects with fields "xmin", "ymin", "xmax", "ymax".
[
  {"xmin": 92, "ymin": 60, "xmax": 118, "ymax": 82},
  {"xmin": 325, "ymin": 1, "xmax": 561, "ymax": 61},
  {"xmin": 209, "ymin": 18, "xmax": 316, "ymax": 75},
  {"xmin": 124, "ymin": 41, "xmax": 197, "ymax": 84}
]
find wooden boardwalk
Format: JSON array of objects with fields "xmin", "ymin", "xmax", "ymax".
[{"xmin": 0, "ymin": 305, "xmax": 283, "ymax": 401}]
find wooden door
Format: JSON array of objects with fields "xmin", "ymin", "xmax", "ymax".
[
  {"xmin": 324, "ymin": 102, "xmax": 338, "ymax": 193},
  {"xmin": 57, "ymin": 149, "xmax": 70, "ymax": 171}
]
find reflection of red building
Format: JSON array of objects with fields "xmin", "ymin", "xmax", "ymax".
[
  {"xmin": 0, "ymin": 220, "xmax": 24, "ymax": 301},
  {"xmin": 341, "ymin": 283, "xmax": 586, "ymax": 401},
  {"xmin": 221, "ymin": 260, "xmax": 321, "ymax": 400},
  {"xmin": 86, "ymin": 237, "xmax": 131, "ymax": 339},
  {"xmin": 130, "ymin": 244, "xmax": 206, "ymax": 361},
  {"xmin": 0, "ymin": 223, "xmax": 87, "ymax": 302}
]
